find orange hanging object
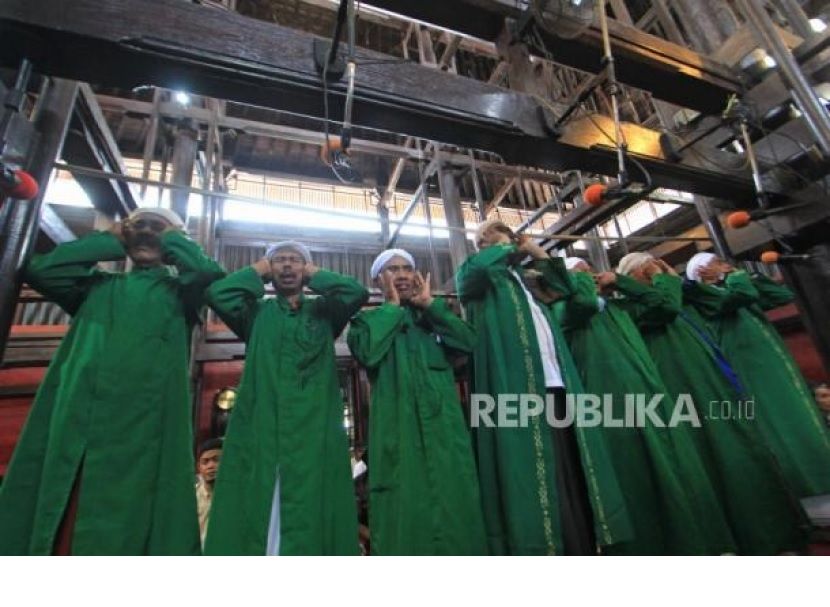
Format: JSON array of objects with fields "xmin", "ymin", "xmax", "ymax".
[
  {"xmin": 0, "ymin": 169, "xmax": 39, "ymax": 201},
  {"xmin": 320, "ymin": 136, "xmax": 344, "ymax": 166},
  {"xmin": 584, "ymin": 183, "xmax": 607, "ymax": 206},
  {"xmin": 726, "ymin": 210, "xmax": 752, "ymax": 229},
  {"xmin": 760, "ymin": 251, "xmax": 780, "ymax": 264}
]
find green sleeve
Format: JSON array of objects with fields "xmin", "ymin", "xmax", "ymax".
[
  {"xmin": 161, "ymin": 230, "xmax": 226, "ymax": 314},
  {"xmin": 455, "ymin": 243, "xmax": 516, "ymax": 303},
  {"xmin": 561, "ymin": 271, "xmax": 601, "ymax": 327},
  {"xmin": 685, "ymin": 271, "xmax": 759, "ymax": 319},
  {"xmin": 308, "ymin": 269, "xmax": 370, "ymax": 336},
  {"xmin": 23, "ymin": 230, "xmax": 126, "ymax": 315},
  {"xmin": 530, "ymin": 256, "xmax": 576, "ymax": 298},
  {"xmin": 347, "ymin": 304, "xmax": 406, "ymax": 369},
  {"xmin": 205, "ymin": 266, "xmax": 265, "ymax": 341},
  {"xmin": 751, "ymin": 273, "xmax": 795, "ymax": 310},
  {"xmin": 615, "ymin": 272, "xmax": 682, "ymax": 327},
  {"xmin": 420, "ymin": 297, "xmax": 476, "ymax": 353}
]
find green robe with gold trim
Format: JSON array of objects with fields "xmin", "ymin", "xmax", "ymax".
[
  {"xmin": 456, "ymin": 244, "xmax": 632, "ymax": 555},
  {"xmin": 616, "ymin": 272, "xmax": 808, "ymax": 554},
  {"xmin": 684, "ymin": 271, "xmax": 830, "ymax": 498},
  {"xmin": 0, "ymin": 230, "xmax": 223, "ymax": 555},
  {"xmin": 347, "ymin": 298, "xmax": 487, "ymax": 555},
  {"xmin": 204, "ymin": 266, "xmax": 367, "ymax": 555},
  {"xmin": 554, "ymin": 271, "xmax": 735, "ymax": 554}
]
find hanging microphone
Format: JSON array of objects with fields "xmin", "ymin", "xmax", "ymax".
[
  {"xmin": 727, "ymin": 201, "xmax": 815, "ymax": 229},
  {"xmin": 760, "ymin": 251, "xmax": 811, "ymax": 264},
  {"xmin": 0, "ymin": 167, "xmax": 39, "ymax": 201},
  {"xmin": 584, "ymin": 183, "xmax": 635, "ymax": 206},
  {"xmin": 727, "ymin": 210, "xmax": 767, "ymax": 229}
]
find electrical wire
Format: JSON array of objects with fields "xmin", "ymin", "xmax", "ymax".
[{"xmin": 321, "ymin": 1, "xmax": 357, "ymax": 186}]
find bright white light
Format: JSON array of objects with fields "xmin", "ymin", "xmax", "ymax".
[
  {"xmin": 810, "ymin": 18, "xmax": 827, "ymax": 33},
  {"xmin": 45, "ymin": 174, "xmax": 93, "ymax": 207},
  {"xmin": 211, "ymin": 196, "xmax": 474, "ymax": 239},
  {"xmin": 814, "ymin": 82, "xmax": 830, "ymax": 102},
  {"xmin": 222, "ymin": 199, "xmax": 381, "ymax": 234},
  {"xmin": 174, "ymin": 91, "xmax": 191, "ymax": 106},
  {"xmin": 763, "ymin": 55, "xmax": 777, "ymax": 69}
]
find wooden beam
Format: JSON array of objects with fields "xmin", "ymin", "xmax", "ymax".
[
  {"xmin": 381, "ymin": 136, "xmax": 414, "ymax": 206},
  {"xmin": 417, "ymin": 25, "xmax": 437, "ymax": 66},
  {"xmin": 487, "ymin": 60, "xmax": 509, "ymax": 85},
  {"xmin": 438, "ymin": 34, "xmax": 461, "ymax": 71},
  {"xmin": 485, "ymin": 176, "xmax": 516, "ymax": 216}
]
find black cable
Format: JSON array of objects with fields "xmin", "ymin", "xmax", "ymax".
[
  {"xmin": 751, "ymin": 119, "xmax": 829, "ymax": 197},
  {"xmin": 580, "ymin": 105, "xmax": 658, "ymax": 188},
  {"xmin": 320, "ymin": 1, "xmax": 356, "ymax": 186}
]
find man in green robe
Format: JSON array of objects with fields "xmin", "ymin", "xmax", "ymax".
[
  {"xmin": 347, "ymin": 249, "xmax": 487, "ymax": 555},
  {"xmin": 683, "ymin": 251, "xmax": 830, "ymax": 498},
  {"xmin": 204, "ymin": 241, "xmax": 368, "ymax": 555},
  {"xmin": 455, "ymin": 220, "xmax": 632, "ymax": 556},
  {"xmin": 614, "ymin": 252, "xmax": 808, "ymax": 554},
  {"xmin": 0, "ymin": 208, "xmax": 224, "ymax": 555},
  {"xmin": 553, "ymin": 258, "xmax": 735, "ymax": 554}
]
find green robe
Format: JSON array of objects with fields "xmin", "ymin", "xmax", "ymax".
[
  {"xmin": 684, "ymin": 271, "xmax": 830, "ymax": 498},
  {"xmin": 204, "ymin": 266, "xmax": 368, "ymax": 555},
  {"xmin": 456, "ymin": 245, "xmax": 632, "ymax": 555},
  {"xmin": 347, "ymin": 299, "xmax": 488, "ymax": 555},
  {"xmin": 0, "ymin": 230, "xmax": 223, "ymax": 555},
  {"xmin": 616, "ymin": 272, "xmax": 808, "ymax": 554},
  {"xmin": 554, "ymin": 271, "xmax": 734, "ymax": 554}
]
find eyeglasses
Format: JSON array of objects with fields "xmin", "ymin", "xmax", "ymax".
[
  {"xmin": 126, "ymin": 218, "xmax": 169, "ymax": 233},
  {"xmin": 383, "ymin": 264, "xmax": 414, "ymax": 275}
]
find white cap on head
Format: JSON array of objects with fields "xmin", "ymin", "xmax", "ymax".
[
  {"xmin": 685, "ymin": 252, "xmax": 717, "ymax": 282},
  {"xmin": 265, "ymin": 241, "xmax": 313, "ymax": 264},
  {"xmin": 370, "ymin": 248, "xmax": 415, "ymax": 280},
  {"xmin": 616, "ymin": 252, "xmax": 654, "ymax": 276},
  {"xmin": 565, "ymin": 257, "xmax": 587, "ymax": 271},
  {"xmin": 128, "ymin": 207, "xmax": 184, "ymax": 228}
]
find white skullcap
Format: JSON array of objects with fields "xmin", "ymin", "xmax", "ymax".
[
  {"xmin": 128, "ymin": 207, "xmax": 184, "ymax": 228},
  {"xmin": 265, "ymin": 241, "xmax": 313, "ymax": 264},
  {"xmin": 370, "ymin": 248, "xmax": 415, "ymax": 280},
  {"xmin": 616, "ymin": 252, "xmax": 654, "ymax": 276},
  {"xmin": 685, "ymin": 252, "xmax": 717, "ymax": 282},
  {"xmin": 565, "ymin": 257, "xmax": 588, "ymax": 271}
]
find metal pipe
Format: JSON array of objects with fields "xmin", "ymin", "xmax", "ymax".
[
  {"xmin": 420, "ymin": 162, "xmax": 440, "ymax": 287},
  {"xmin": 0, "ymin": 80, "xmax": 78, "ymax": 363},
  {"xmin": 738, "ymin": 120, "xmax": 767, "ymax": 206},
  {"xmin": 694, "ymin": 196, "xmax": 732, "ymax": 259},
  {"xmin": 139, "ymin": 87, "xmax": 162, "ymax": 199},
  {"xmin": 738, "ymin": 0, "xmax": 830, "ymax": 158},
  {"xmin": 467, "ymin": 149, "xmax": 485, "ymax": 222},
  {"xmin": 774, "ymin": 0, "xmax": 814, "ymax": 40},
  {"xmin": 597, "ymin": 0, "xmax": 628, "ymax": 184},
  {"xmin": 386, "ymin": 147, "xmax": 440, "ymax": 247},
  {"xmin": 0, "ymin": 58, "xmax": 33, "ymax": 151}
]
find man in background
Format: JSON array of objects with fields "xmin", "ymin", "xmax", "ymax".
[{"xmin": 196, "ymin": 438, "xmax": 223, "ymax": 547}]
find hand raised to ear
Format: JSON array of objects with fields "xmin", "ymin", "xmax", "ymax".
[
  {"xmin": 108, "ymin": 221, "xmax": 126, "ymax": 244},
  {"xmin": 303, "ymin": 263, "xmax": 320, "ymax": 284},
  {"xmin": 253, "ymin": 257, "xmax": 273, "ymax": 282},
  {"xmin": 410, "ymin": 271, "xmax": 434, "ymax": 308},
  {"xmin": 655, "ymin": 259, "xmax": 678, "ymax": 276},
  {"xmin": 379, "ymin": 271, "xmax": 400, "ymax": 306}
]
